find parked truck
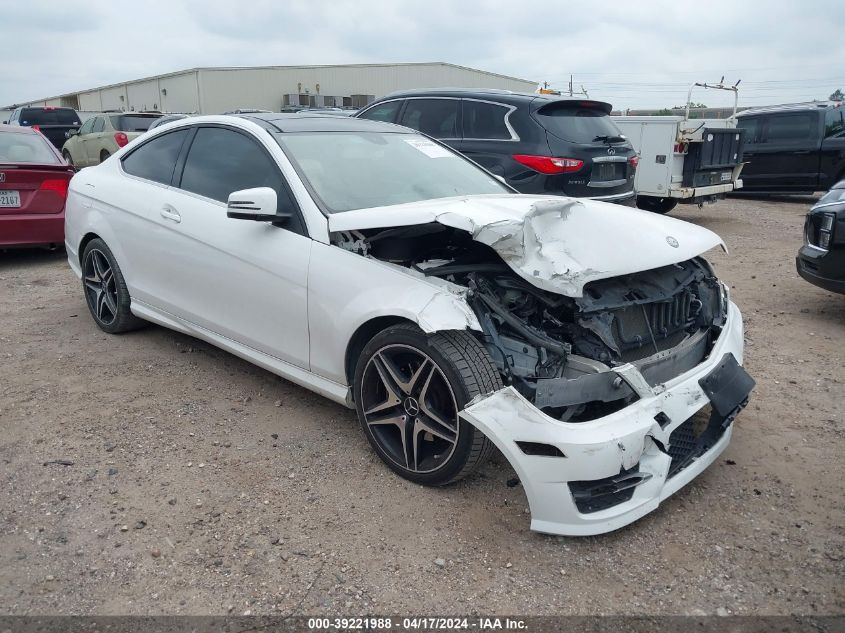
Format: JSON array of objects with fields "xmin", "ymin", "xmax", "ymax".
[{"xmin": 612, "ymin": 82, "xmax": 746, "ymax": 213}]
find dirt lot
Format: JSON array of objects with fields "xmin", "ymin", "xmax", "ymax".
[{"xmin": 0, "ymin": 196, "xmax": 842, "ymax": 616}]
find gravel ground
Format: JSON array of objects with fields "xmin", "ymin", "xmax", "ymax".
[{"xmin": 0, "ymin": 196, "xmax": 842, "ymax": 616}]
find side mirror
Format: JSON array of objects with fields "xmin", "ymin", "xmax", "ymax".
[
  {"xmin": 227, "ymin": 187, "xmax": 290, "ymax": 222},
  {"xmin": 2, "ymin": 120, "xmax": 7, "ymax": 124},
  {"xmin": 65, "ymin": 130, "xmax": 78, "ymax": 138}
]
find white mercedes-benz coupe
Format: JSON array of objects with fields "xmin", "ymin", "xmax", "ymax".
[{"xmin": 65, "ymin": 113, "xmax": 754, "ymax": 536}]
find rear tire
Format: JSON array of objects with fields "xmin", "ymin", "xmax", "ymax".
[
  {"xmin": 354, "ymin": 323, "xmax": 502, "ymax": 486},
  {"xmin": 62, "ymin": 150, "xmax": 74, "ymax": 167},
  {"xmin": 99, "ymin": 150, "xmax": 111, "ymax": 163},
  {"xmin": 81, "ymin": 238, "xmax": 145, "ymax": 334},
  {"xmin": 636, "ymin": 196, "xmax": 677, "ymax": 214}
]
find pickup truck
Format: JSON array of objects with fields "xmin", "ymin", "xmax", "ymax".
[
  {"xmin": 735, "ymin": 101, "xmax": 845, "ymax": 194},
  {"xmin": 5, "ymin": 106, "xmax": 82, "ymax": 150},
  {"xmin": 611, "ymin": 82, "xmax": 746, "ymax": 214}
]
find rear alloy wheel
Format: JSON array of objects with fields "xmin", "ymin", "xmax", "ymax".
[
  {"xmin": 62, "ymin": 150, "xmax": 74, "ymax": 167},
  {"xmin": 636, "ymin": 196, "xmax": 677, "ymax": 214},
  {"xmin": 81, "ymin": 238, "xmax": 144, "ymax": 334},
  {"xmin": 354, "ymin": 324, "xmax": 501, "ymax": 486}
]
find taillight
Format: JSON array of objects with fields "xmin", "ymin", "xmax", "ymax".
[
  {"xmin": 39, "ymin": 179, "xmax": 70, "ymax": 200},
  {"xmin": 673, "ymin": 142, "xmax": 688, "ymax": 154},
  {"xmin": 512, "ymin": 154, "xmax": 584, "ymax": 174},
  {"xmin": 31, "ymin": 124, "xmax": 41, "ymax": 132},
  {"xmin": 629, "ymin": 155, "xmax": 640, "ymax": 170},
  {"xmin": 114, "ymin": 132, "xmax": 129, "ymax": 147}
]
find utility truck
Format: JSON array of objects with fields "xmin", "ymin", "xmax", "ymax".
[{"xmin": 612, "ymin": 82, "xmax": 746, "ymax": 213}]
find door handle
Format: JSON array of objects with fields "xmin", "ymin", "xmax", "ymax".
[{"xmin": 160, "ymin": 206, "xmax": 181, "ymax": 223}]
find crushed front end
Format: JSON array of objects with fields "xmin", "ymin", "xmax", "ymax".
[{"xmin": 439, "ymin": 256, "xmax": 754, "ymax": 536}]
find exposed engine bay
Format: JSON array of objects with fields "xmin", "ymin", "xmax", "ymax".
[{"xmin": 335, "ymin": 223, "xmax": 728, "ymax": 422}]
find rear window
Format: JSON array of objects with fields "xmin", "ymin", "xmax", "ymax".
[
  {"xmin": 534, "ymin": 101, "xmax": 622, "ymax": 144},
  {"xmin": 0, "ymin": 131, "xmax": 60, "ymax": 164},
  {"xmin": 20, "ymin": 108, "xmax": 81, "ymax": 126},
  {"xmin": 110, "ymin": 115, "xmax": 159, "ymax": 132}
]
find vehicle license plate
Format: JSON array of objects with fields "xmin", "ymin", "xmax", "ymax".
[{"xmin": 0, "ymin": 190, "xmax": 21, "ymax": 207}]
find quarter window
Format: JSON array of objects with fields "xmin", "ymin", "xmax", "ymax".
[
  {"xmin": 360, "ymin": 101, "xmax": 401, "ymax": 123},
  {"xmin": 121, "ymin": 129, "xmax": 189, "ymax": 185},
  {"xmin": 824, "ymin": 107, "xmax": 845, "ymax": 137},
  {"xmin": 399, "ymin": 99, "xmax": 459, "ymax": 139},
  {"xmin": 462, "ymin": 101, "xmax": 512, "ymax": 140},
  {"xmin": 179, "ymin": 127, "xmax": 288, "ymax": 208}
]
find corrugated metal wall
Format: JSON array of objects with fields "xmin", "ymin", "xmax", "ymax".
[
  {"xmin": 199, "ymin": 64, "xmax": 536, "ymax": 114},
  {"xmin": 9, "ymin": 64, "xmax": 536, "ymax": 115},
  {"xmin": 77, "ymin": 72, "xmax": 200, "ymax": 113}
]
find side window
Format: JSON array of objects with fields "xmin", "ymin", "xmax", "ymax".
[
  {"xmin": 462, "ymin": 100, "xmax": 512, "ymax": 140},
  {"xmin": 399, "ymin": 99, "xmax": 459, "ymax": 138},
  {"xmin": 79, "ymin": 118, "xmax": 95, "ymax": 135},
  {"xmin": 179, "ymin": 127, "xmax": 293, "ymax": 215},
  {"xmin": 825, "ymin": 108, "xmax": 845, "ymax": 137},
  {"xmin": 121, "ymin": 129, "xmax": 189, "ymax": 185},
  {"xmin": 736, "ymin": 117, "xmax": 761, "ymax": 144},
  {"xmin": 765, "ymin": 113, "xmax": 814, "ymax": 144},
  {"xmin": 92, "ymin": 117, "xmax": 105, "ymax": 133},
  {"xmin": 359, "ymin": 101, "xmax": 401, "ymax": 123}
]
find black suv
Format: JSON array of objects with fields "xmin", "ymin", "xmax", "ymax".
[
  {"xmin": 5, "ymin": 106, "xmax": 82, "ymax": 150},
  {"xmin": 797, "ymin": 179, "xmax": 845, "ymax": 294},
  {"xmin": 356, "ymin": 89, "xmax": 637, "ymax": 204},
  {"xmin": 735, "ymin": 101, "xmax": 845, "ymax": 194}
]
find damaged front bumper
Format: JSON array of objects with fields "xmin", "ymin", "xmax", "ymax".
[{"xmin": 459, "ymin": 301, "xmax": 752, "ymax": 536}]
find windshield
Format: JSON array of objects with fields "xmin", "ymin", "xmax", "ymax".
[
  {"xmin": 274, "ymin": 132, "xmax": 508, "ymax": 213},
  {"xmin": 535, "ymin": 102, "xmax": 623, "ymax": 144},
  {"xmin": 20, "ymin": 108, "xmax": 81, "ymax": 126},
  {"xmin": 0, "ymin": 131, "xmax": 60, "ymax": 164},
  {"xmin": 110, "ymin": 115, "xmax": 159, "ymax": 132}
]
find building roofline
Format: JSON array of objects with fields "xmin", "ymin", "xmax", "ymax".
[{"xmin": 2, "ymin": 62, "xmax": 537, "ymax": 110}]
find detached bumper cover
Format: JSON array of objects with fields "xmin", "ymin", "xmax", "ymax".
[{"xmin": 459, "ymin": 301, "xmax": 751, "ymax": 536}]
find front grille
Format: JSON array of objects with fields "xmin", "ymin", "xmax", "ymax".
[{"xmin": 667, "ymin": 405, "xmax": 722, "ymax": 478}]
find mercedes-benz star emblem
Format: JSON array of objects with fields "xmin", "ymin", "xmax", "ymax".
[
  {"xmin": 403, "ymin": 397, "xmax": 420, "ymax": 417},
  {"xmin": 666, "ymin": 236, "xmax": 679, "ymax": 248}
]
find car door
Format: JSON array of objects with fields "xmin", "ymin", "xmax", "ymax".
[
  {"xmin": 68, "ymin": 117, "xmax": 95, "ymax": 165},
  {"xmin": 743, "ymin": 111, "xmax": 820, "ymax": 191},
  {"xmin": 456, "ymin": 98, "xmax": 518, "ymax": 178},
  {"xmin": 83, "ymin": 116, "xmax": 106, "ymax": 165},
  {"xmin": 396, "ymin": 98, "xmax": 461, "ymax": 151},
  {"xmin": 145, "ymin": 125, "xmax": 312, "ymax": 369}
]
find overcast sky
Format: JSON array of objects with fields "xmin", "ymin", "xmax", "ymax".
[{"xmin": 3, "ymin": 0, "xmax": 844, "ymax": 110}]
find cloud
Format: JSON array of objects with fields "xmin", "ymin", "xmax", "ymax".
[{"xmin": 2, "ymin": 0, "xmax": 844, "ymax": 109}]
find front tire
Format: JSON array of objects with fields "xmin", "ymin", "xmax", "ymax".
[
  {"xmin": 354, "ymin": 323, "xmax": 502, "ymax": 486},
  {"xmin": 636, "ymin": 196, "xmax": 677, "ymax": 214},
  {"xmin": 81, "ymin": 238, "xmax": 144, "ymax": 334}
]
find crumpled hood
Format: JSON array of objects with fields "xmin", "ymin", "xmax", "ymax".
[{"xmin": 328, "ymin": 194, "xmax": 726, "ymax": 297}]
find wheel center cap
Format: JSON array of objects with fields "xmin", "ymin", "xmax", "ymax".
[{"xmin": 403, "ymin": 397, "xmax": 419, "ymax": 417}]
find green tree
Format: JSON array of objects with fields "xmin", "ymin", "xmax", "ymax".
[{"xmin": 830, "ymin": 88, "xmax": 844, "ymax": 101}]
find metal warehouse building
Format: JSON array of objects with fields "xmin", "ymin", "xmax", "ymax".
[{"xmin": 7, "ymin": 63, "xmax": 537, "ymax": 114}]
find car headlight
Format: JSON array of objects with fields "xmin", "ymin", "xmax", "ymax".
[{"xmin": 819, "ymin": 212, "xmax": 835, "ymax": 250}]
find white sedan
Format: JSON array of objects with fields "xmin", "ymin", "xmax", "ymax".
[{"xmin": 64, "ymin": 114, "xmax": 754, "ymax": 536}]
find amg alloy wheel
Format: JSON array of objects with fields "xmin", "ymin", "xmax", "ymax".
[
  {"xmin": 81, "ymin": 238, "xmax": 144, "ymax": 334},
  {"xmin": 354, "ymin": 324, "xmax": 501, "ymax": 486}
]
